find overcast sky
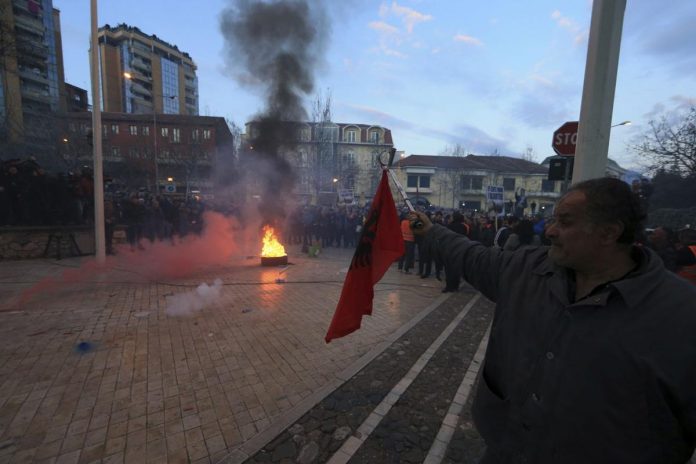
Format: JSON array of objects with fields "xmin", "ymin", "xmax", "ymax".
[{"xmin": 55, "ymin": 0, "xmax": 696, "ymax": 171}]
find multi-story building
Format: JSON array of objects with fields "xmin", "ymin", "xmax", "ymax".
[
  {"xmin": 0, "ymin": 0, "xmax": 66, "ymax": 156},
  {"xmin": 97, "ymin": 23, "xmax": 199, "ymax": 117},
  {"xmin": 64, "ymin": 83, "xmax": 88, "ymax": 112},
  {"xmin": 243, "ymin": 121, "xmax": 393, "ymax": 205},
  {"xmin": 60, "ymin": 112, "xmax": 232, "ymax": 195},
  {"xmin": 396, "ymin": 154, "xmax": 563, "ymax": 215}
]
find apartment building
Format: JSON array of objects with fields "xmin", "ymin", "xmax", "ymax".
[
  {"xmin": 0, "ymin": 0, "xmax": 66, "ymax": 153},
  {"xmin": 243, "ymin": 121, "xmax": 394, "ymax": 205},
  {"xmin": 97, "ymin": 23, "xmax": 199, "ymax": 117}
]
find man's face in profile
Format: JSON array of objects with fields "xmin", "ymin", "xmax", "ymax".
[{"xmin": 545, "ymin": 191, "xmax": 597, "ymax": 270}]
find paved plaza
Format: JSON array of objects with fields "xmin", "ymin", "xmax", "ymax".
[{"xmin": 0, "ymin": 245, "xmax": 449, "ymax": 463}]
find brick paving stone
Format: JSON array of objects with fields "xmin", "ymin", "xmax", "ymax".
[{"xmin": 0, "ymin": 246, "xmax": 440, "ymax": 462}]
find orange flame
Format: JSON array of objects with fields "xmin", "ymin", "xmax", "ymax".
[{"xmin": 261, "ymin": 225, "xmax": 286, "ymax": 258}]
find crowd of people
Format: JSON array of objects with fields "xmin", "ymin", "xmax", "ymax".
[{"xmin": 0, "ymin": 158, "xmax": 95, "ymax": 226}]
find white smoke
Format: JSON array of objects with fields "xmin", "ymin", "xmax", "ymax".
[{"xmin": 166, "ymin": 279, "xmax": 224, "ymax": 317}]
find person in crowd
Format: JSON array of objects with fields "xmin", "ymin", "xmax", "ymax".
[
  {"xmin": 398, "ymin": 212, "xmax": 415, "ymax": 274},
  {"xmin": 493, "ymin": 216, "xmax": 518, "ymax": 249},
  {"xmin": 122, "ymin": 192, "xmax": 145, "ymax": 249},
  {"xmin": 503, "ymin": 219, "xmax": 541, "ymax": 252},
  {"xmin": 676, "ymin": 228, "xmax": 696, "ymax": 285},
  {"xmin": 441, "ymin": 212, "xmax": 469, "ymax": 292},
  {"xmin": 104, "ymin": 195, "xmax": 117, "ymax": 255},
  {"xmin": 409, "ymin": 177, "xmax": 696, "ymax": 464},
  {"xmin": 416, "ymin": 211, "xmax": 433, "ymax": 279}
]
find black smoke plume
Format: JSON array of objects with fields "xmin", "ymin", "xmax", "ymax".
[{"xmin": 220, "ymin": 0, "xmax": 329, "ymax": 224}]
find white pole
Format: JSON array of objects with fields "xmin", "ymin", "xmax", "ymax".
[
  {"xmin": 572, "ymin": 0, "xmax": 627, "ymax": 184},
  {"xmin": 90, "ymin": 0, "xmax": 105, "ymax": 263}
]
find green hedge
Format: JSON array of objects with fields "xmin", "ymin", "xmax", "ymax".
[{"xmin": 646, "ymin": 207, "xmax": 696, "ymax": 229}]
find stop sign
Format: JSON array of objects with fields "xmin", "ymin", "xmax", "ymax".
[{"xmin": 552, "ymin": 121, "xmax": 579, "ymax": 156}]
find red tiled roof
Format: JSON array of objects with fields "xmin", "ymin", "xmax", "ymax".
[{"xmin": 397, "ymin": 154, "xmax": 547, "ymax": 174}]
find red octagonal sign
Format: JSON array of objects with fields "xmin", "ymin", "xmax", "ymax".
[{"xmin": 552, "ymin": 121, "xmax": 579, "ymax": 156}]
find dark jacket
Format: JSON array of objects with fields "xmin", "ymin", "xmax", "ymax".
[{"xmin": 425, "ymin": 224, "xmax": 696, "ymax": 464}]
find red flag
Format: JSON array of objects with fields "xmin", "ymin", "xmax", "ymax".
[{"xmin": 325, "ymin": 170, "xmax": 405, "ymax": 342}]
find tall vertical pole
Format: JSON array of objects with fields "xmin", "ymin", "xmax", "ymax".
[
  {"xmin": 572, "ymin": 0, "xmax": 627, "ymax": 184},
  {"xmin": 153, "ymin": 110, "xmax": 158, "ymax": 192},
  {"xmin": 90, "ymin": 0, "xmax": 105, "ymax": 263}
]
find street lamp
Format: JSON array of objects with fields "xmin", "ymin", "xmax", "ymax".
[
  {"xmin": 611, "ymin": 120, "xmax": 631, "ymax": 128},
  {"xmin": 123, "ymin": 72, "xmax": 178, "ymax": 192}
]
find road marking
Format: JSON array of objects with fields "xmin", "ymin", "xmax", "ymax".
[
  {"xmin": 423, "ymin": 323, "xmax": 491, "ymax": 464},
  {"xmin": 326, "ymin": 293, "xmax": 482, "ymax": 464}
]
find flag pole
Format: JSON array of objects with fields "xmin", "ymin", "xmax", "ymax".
[
  {"xmin": 382, "ymin": 148, "xmax": 424, "ymax": 230},
  {"xmin": 382, "ymin": 148, "xmax": 415, "ymax": 212}
]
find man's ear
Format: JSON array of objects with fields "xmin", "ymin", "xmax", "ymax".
[{"xmin": 598, "ymin": 221, "xmax": 625, "ymax": 245}]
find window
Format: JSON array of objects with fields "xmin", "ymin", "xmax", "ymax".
[
  {"xmin": 129, "ymin": 125, "xmax": 138, "ymax": 136},
  {"xmin": 68, "ymin": 123, "xmax": 76, "ymax": 132},
  {"xmin": 172, "ymin": 128, "xmax": 181, "ymax": 143},
  {"xmin": 111, "ymin": 147, "xmax": 120, "ymax": 157},
  {"xmin": 503, "ymin": 177, "xmax": 516, "ymax": 191},
  {"xmin": 161, "ymin": 127, "xmax": 169, "ymax": 137},
  {"xmin": 461, "ymin": 175, "xmax": 484, "ymax": 190},
  {"xmin": 129, "ymin": 147, "xmax": 139, "ymax": 158},
  {"xmin": 345, "ymin": 130, "xmax": 356, "ymax": 143},
  {"xmin": 192, "ymin": 129, "xmax": 200, "ymax": 142},
  {"xmin": 111, "ymin": 124, "xmax": 119, "ymax": 134},
  {"xmin": 407, "ymin": 175, "xmax": 430, "ymax": 188},
  {"xmin": 541, "ymin": 179, "xmax": 556, "ymax": 192},
  {"xmin": 203, "ymin": 129, "xmax": 211, "ymax": 140},
  {"xmin": 142, "ymin": 126, "xmax": 150, "ymax": 136},
  {"xmin": 80, "ymin": 123, "xmax": 89, "ymax": 135},
  {"xmin": 102, "ymin": 124, "xmax": 107, "ymax": 136},
  {"xmin": 343, "ymin": 152, "xmax": 355, "ymax": 165},
  {"xmin": 369, "ymin": 130, "xmax": 380, "ymax": 143}
]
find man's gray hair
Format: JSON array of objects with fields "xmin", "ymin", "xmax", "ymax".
[{"xmin": 567, "ymin": 177, "xmax": 646, "ymax": 244}]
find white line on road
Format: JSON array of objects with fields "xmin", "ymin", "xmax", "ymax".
[
  {"xmin": 326, "ymin": 293, "xmax": 482, "ymax": 464},
  {"xmin": 423, "ymin": 323, "xmax": 491, "ymax": 464}
]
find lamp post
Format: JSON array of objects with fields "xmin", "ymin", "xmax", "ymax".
[
  {"xmin": 611, "ymin": 120, "xmax": 631, "ymax": 128},
  {"xmin": 123, "ymin": 72, "xmax": 177, "ymax": 192},
  {"xmin": 90, "ymin": 0, "xmax": 105, "ymax": 263}
]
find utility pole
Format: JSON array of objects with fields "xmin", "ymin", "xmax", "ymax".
[
  {"xmin": 90, "ymin": 0, "xmax": 105, "ymax": 263},
  {"xmin": 572, "ymin": 0, "xmax": 627, "ymax": 183}
]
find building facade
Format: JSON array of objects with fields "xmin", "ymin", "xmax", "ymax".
[
  {"xmin": 61, "ymin": 112, "xmax": 232, "ymax": 195},
  {"xmin": 0, "ymin": 0, "xmax": 66, "ymax": 155},
  {"xmin": 243, "ymin": 121, "xmax": 393, "ymax": 205},
  {"xmin": 396, "ymin": 154, "xmax": 563, "ymax": 215},
  {"xmin": 97, "ymin": 24, "xmax": 199, "ymax": 117}
]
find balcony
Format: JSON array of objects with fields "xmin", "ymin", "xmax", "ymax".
[
  {"xmin": 16, "ymin": 41, "xmax": 49, "ymax": 59},
  {"xmin": 21, "ymin": 86, "xmax": 52, "ymax": 103},
  {"xmin": 130, "ymin": 57, "xmax": 151, "ymax": 73},
  {"xmin": 13, "ymin": 13, "xmax": 45, "ymax": 36},
  {"xmin": 18, "ymin": 66, "xmax": 49, "ymax": 85},
  {"xmin": 129, "ymin": 81, "xmax": 151, "ymax": 97}
]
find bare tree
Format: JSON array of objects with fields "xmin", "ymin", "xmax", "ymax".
[
  {"xmin": 440, "ymin": 143, "xmax": 468, "ymax": 157},
  {"xmin": 311, "ymin": 88, "xmax": 335, "ymax": 197},
  {"xmin": 522, "ymin": 145, "xmax": 537, "ymax": 162},
  {"xmin": 632, "ymin": 107, "xmax": 696, "ymax": 176}
]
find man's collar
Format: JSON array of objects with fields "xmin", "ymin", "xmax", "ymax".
[{"xmin": 533, "ymin": 246, "xmax": 665, "ymax": 308}]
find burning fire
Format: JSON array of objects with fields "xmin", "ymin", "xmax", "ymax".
[{"xmin": 261, "ymin": 225, "xmax": 286, "ymax": 258}]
